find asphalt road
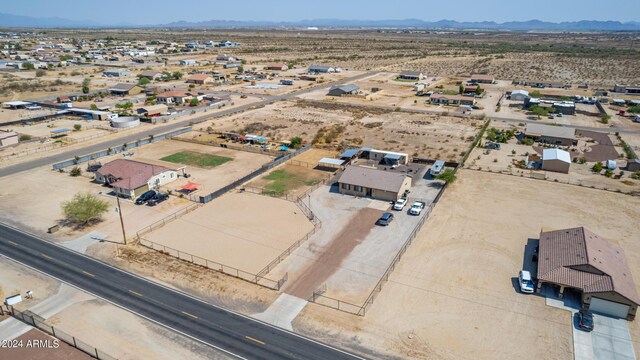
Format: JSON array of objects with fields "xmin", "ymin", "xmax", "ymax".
[
  {"xmin": 0, "ymin": 224, "xmax": 363, "ymax": 360},
  {"xmin": 0, "ymin": 71, "xmax": 377, "ymax": 178}
]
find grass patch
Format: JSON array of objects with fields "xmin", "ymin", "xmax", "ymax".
[
  {"xmin": 160, "ymin": 151, "xmax": 232, "ymax": 168},
  {"xmin": 262, "ymin": 169, "xmax": 320, "ymax": 196}
]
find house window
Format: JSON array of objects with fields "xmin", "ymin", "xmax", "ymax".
[
  {"xmin": 354, "ymin": 185, "xmax": 362, "ymax": 192},
  {"xmin": 341, "ymin": 183, "xmax": 350, "ymax": 190}
]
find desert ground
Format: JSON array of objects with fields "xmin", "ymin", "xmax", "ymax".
[{"xmin": 289, "ymin": 169, "xmax": 640, "ymax": 360}]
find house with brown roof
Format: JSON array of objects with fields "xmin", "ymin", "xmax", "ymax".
[
  {"xmin": 186, "ymin": 74, "xmax": 214, "ymax": 85},
  {"xmin": 337, "ymin": 166, "xmax": 412, "ymax": 201},
  {"xmin": 470, "ymin": 74, "xmax": 495, "ymax": 84},
  {"xmin": 108, "ymin": 83, "xmax": 144, "ymax": 96},
  {"xmin": 139, "ymin": 70, "xmax": 162, "ymax": 81},
  {"xmin": 156, "ymin": 91, "xmax": 193, "ymax": 104},
  {"xmin": 398, "ymin": 71, "xmax": 423, "ymax": 81},
  {"xmin": 95, "ymin": 159, "xmax": 178, "ymax": 198},
  {"xmin": 536, "ymin": 227, "xmax": 639, "ymax": 320}
]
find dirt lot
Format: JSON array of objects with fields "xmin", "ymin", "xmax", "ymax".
[
  {"xmin": 2, "ymin": 329, "xmax": 94, "ymax": 360},
  {"xmin": 142, "ymin": 191, "xmax": 314, "ymax": 274},
  {"xmin": 291, "ymin": 169, "xmax": 640, "ymax": 360},
  {"xmin": 201, "ymin": 100, "xmax": 480, "ymax": 163}
]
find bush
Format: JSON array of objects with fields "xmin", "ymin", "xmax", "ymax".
[
  {"xmin": 591, "ymin": 162, "xmax": 603, "ymax": 173},
  {"xmin": 604, "ymin": 169, "xmax": 613, "ymax": 178},
  {"xmin": 18, "ymin": 134, "xmax": 32, "ymax": 141},
  {"xmin": 73, "ymin": 124, "xmax": 82, "ymax": 131},
  {"xmin": 35, "ymin": 69, "xmax": 47, "ymax": 77},
  {"xmin": 62, "ymin": 192, "xmax": 109, "ymax": 227},
  {"xmin": 436, "ymin": 168, "xmax": 457, "ymax": 183},
  {"xmin": 70, "ymin": 166, "xmax": 82, "ymax": 177},
  {"xmin": 290, "ymin": 136, "xmax": 303, "ymax": 149},
  {"xmin": 600, "ymin": 114, "xmax": 610, "ymax": 124}
]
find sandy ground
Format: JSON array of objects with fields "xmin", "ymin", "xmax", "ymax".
[
  {"xmin": 0, "ymin": 258, "xmax": 59, "ymax": 311},
  {"xmin": 291, "ymin": 169, "xmax": 640, "ymax": 360},
  {"xmin": 203, "ymin": 100, "xmax": 480, "ymax": 162},
  {"xmin": 142, "ymin": 192, "xmax": 314, "ymax": 274}
]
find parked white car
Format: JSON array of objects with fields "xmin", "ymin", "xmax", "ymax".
[
  {"xmin": 518, "ymin": 270, "xmax": 535, "ymax": 293},
  {"xmin": 409, "ymin": 201, "xmax": 425, "ymax": 215},
  {"xmin": 392, "ymin": 198, "xmax": 407, "ymax": 211}
]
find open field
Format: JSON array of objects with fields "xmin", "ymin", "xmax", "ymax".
[
  {"xmin": 248, "ymin": 164, "xmax": 329, "ymax": 197},
  {"xmin": 142, "ymin": 192, "xmax": 314, "ymax": 274},
  {"xmin": 201, "ymin": 100, "xmax": 480, "ymax": 163},
  {"xmin": 160, "ymin": 150, "xmax": 232, "ymax": 168},
  {"xmin": 292, "ymin": 169, "xmax": 640, "ymax": 359}
]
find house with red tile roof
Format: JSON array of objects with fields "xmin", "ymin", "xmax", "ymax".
[{"xmin": 95, "ymin": 159, "xmax": 178, "ymax": 198}]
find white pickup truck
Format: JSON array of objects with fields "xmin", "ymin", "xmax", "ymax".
[
  {"xmin": 392, "ymin": 198, "xmax": 408, "ymax": 211},
  {"xmin": 409, "ymin": 201, "xmax": 425, "ymax": 215}
]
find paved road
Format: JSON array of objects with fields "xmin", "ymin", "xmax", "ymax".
[
  {"xmin": 0, "ymin": 224, "xmax": 363, "ymax": 360},
  {"xmin": 0, "ymin": 71, "xmax": 376, "ymax": 178}
]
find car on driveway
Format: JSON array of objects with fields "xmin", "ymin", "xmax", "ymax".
[
  {"xmin": 147, "ymin": 193, "xmax": 169, "ymax": 206},
  {"xmin": 135, "ymin": 190, "xmax": 156, "ymax": 205},
  {"xmin": 377, "ymin": 212, "xmax": 394, "ymax": 226},
  {"xmin": 577, "ymin": 309, "xmax": 594, "ymax": 332},
  {"xmin": 409, "ymin": 201, "xmax": 425, "ymax": 215},
  {"xmin": 392, "ymin": 198, "xmax": 407, "ymax": 211},
  {"xmin": 518, "ymin": 270, "xmax": 535, "ymax": 293}
]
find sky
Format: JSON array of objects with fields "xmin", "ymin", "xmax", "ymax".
[{"xmin": 3, "ymin": 0, "xmax": 640, "ymax": 25}]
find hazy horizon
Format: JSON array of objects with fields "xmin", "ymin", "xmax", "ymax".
[{"xmin": 2, "ymin": 0, "xmax": 640, "ymax": 25}]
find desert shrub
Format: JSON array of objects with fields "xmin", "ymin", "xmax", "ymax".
[
  {"xmin": 62, "ymin": 192, "xmax": 109, "ymax": 226},
  {"xmin": 592, "ymin": 162, "xmax": 603, "ymax": 173},
  {"xmin": 70, "ymin": 166, "xmax": 82, "ymax": 177},
  {"xmin": 18, "ymin": 134, "xmax": 31, "ymax": 141}
]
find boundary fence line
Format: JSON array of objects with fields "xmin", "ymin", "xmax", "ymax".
[
  {"xmin": 137, "ymin": 238, "xmax": 286, "ymax": 290},
  {"xmin": 6, "ymin": 305, "xmax": 117, "ymax": 360},
  {"xmin": 135, "ymin": 202, "xmax": 201, "ymax": 240},
  {"xmin": 51, "ymin": 127, "xmax": 192, "ymax": 170}
]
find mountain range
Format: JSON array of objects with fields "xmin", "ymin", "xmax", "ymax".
[{"xmin": 1, "ymin": 12, "xmax": 639, "ymax": 31}]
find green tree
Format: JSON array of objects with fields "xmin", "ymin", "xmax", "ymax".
[
  {"xmin": 62, "ymin": 192, "xmax": 109, "ymax": 227},
  {"xmin": 90, "ymin": 104, "xmax": 98, "ymax": 110},
  {"xmin": 436, "ymin": 168, "xmax": 457, "ymax": 184},
  {"xmin": 22, "ymin": 62, "xmax": 35, "ymax": 70},
  {"xmin": 189, "ymin": 98, "xmax": 200, "ymax": 107},
  {"xmin": 600, "ymin": 113, "xmax": 610, "ymax": 124},
  {"xmin": 290, "ymin": 136, "xmax": 303, "ymax": 149},
  {"xmin": 475, "ymin": 85, "xmax": 483, "ymax": 94},
  {"xmin": 628, "ymin": 106, "xmax": 640, "ymax": 114},
  {"xmin": 172, "ymin": 71, "xmax": 183, "ymax": 80},
  {"xmin": 458, "ymin": 84, "xmax": 464, "ymax": 94},
  {"xmin": 529, "ymin": 105, "xmax": 550, "ymax": 119},
  {"xmin": 82, "ymin": 77, "xmax": 91, "ymax": 94},
  {"xmin": 73, "ymin": 124, "xmax": 82, "ymax": 131},
  {"xmin": 530, "ymin": 90, "xmax": 542, "ymax": 98},
  {"xmin": 138, "ymin": 77, "xmax": 150, "ymax": 86},
  {"xmin": 237, "ymin": 66, "xmax": 244, "ymax": 73}
]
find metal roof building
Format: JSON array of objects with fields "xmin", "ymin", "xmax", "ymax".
[
  {"xmin": 537, "ymin": 227, "xmax": 639, "ymax": 320},
  {"xmin": 337, "ymin": 166, "xmax": 412, "ymax": 201}
]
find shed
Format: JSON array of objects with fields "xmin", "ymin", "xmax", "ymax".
[
  {"xmin": 511, "ymin": 89, "xmax": 529, "ymax": 101},
  {"xmin": 542, "ymin": 148, "xmax": 571, "ymax": 173},
  {"xmin": 318, "ymin": 158, "xmax": 345, "ymax": 169},
  {"xmin": 339, "ymin": 149, "xmax": 361, "ymax": 160},
  {"xmin": 328, "ymin": 84, "xmax": 359, "ymax": 97}
]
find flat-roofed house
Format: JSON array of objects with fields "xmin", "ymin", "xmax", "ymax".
[
  {"xmin": 265, "ymin": 63, "xmax": 288, "ymax": 71},
  {"xmin": 537, "ymin": 227, "xmax": 639, "ymax": 320},
  {"xmin": 95, "ymin": 159, "xmax": 177, "ymax": 198},
  {"xmin": 470, "ymin": 74, "xmax": 495, "ymax": 84},
  {"xmin": 429, "ymin": 94, "xmax": 476, "ymax": 106},
  {"xmin": 102, "ymin": 69, "xmax": 131, "ymax": 77},
  {"xmin": 524, "ymin": 123, "xmax": 577, "ymax": 146},
  {"xmin": 308, "ymin": 65, "xmax": 335, "ymax": 73},
  {"xmin": 337, "ymin": 166, "xmax": 412, "ymax": 201}
]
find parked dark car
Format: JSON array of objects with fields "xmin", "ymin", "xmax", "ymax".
[
  {"xmin": 147, "ymin": 193, "xmax": 169, "ymax": 206},
  {"xmin": 377, "ymin": 212, "xmax": 394, "ymax": 226},
  {"xmin": 135, "ymin": 190, "xmax": 156, "ymax": 205},
  {"xmin": 577, "ymin": 309, "xmax": 594, "ymax": 332}
]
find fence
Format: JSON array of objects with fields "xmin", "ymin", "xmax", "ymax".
[
  {"xmin": 51, "ymin": 127, "xmax": 192, "ymax": 170},
  {"xmin": 135, "ymin": 202, "xmax": 201, "ymax": 240},
  {"xmin": 137, "ymin": 238, "xmax": 286, "ymax": 290},
  {"xmin": 198, "ymin": 144, "xmax": 312, "ymax": 203},
  {"xmin": 6, "ymin": 305, "xmax": 117, "ymax": 360}
]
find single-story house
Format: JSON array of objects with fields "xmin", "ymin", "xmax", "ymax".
[
  {"xmin": 537, "ymin": 227, "xmax": 639, "ymax": 320},
  {"xmin": 95, "ymin": 159, "xmax": 178, "ymax": 199},
  {"xmin": 0, "ymin": 131, "xmax": 19, "ymax": 148},
  {"xmin": 156, "ymin": 91, "xmax": 193, "ymax": 104},
  {"xmin": 102, "ymin": 69, "xmax": 131, "ymax": 77},
  {"xmin": 224, "ymin": 62, "xmax": 242, "ymax": 69},
  {"xmin": 179, "ymin": 59, "xmax": 197, "ymax": 66},
  {"xmin": 542, "ymin": 148, "xmax": 571, "ymax": 173},
  {"xmin": 524, "ymin": 123, "xmax": 576, "ymax": 147},
  {"xmin": 280, "ymin": 79, "xmax": 294, "ymax": 85},
  {"xmin": 216, "ymin": 55, "xmax": 236, "ymax": 62},
  {"xmin": 613, "ymin": 84, "xmax": 640, "ymax": 95},
  {"xmin": 398, "ymin": 71, "xmax": 423, "ymax": 81},
  {"xmin": 337, "ymin": 166, "xmax": 412, "ymax": 202},
  {"xmin": 328, "ymin": 84, "xmax": 359, "ymax": 97},
  {"xmin": 265, "ymin": 63, "xmax": 288, "ymax": 71},
  {"xmin": 361, "ymin": 148, "xmax": 410, "ymax": 166},
  {"xmin": 308, "ymin": 65, "xmax": 335, "ymax": 73},
  {"xmin": 108, "ymin": 83, "xmax": 144, "ymax": 96},
  {"xmin": 523, "ymin": 80, "xmax": 570, "ymax": 89},
  {"xmin": 139, "ymin": 71, "xmax": 162, "ymax": 81},
  {"xmin": 186, "ymin": 74, "xmax": 214, "ymax": 85},
  {"xmin": 510, "ymin": 89, "xmax": 529, "ymax": 101},
  {"xmin": 470, "ymin": 74, "xmax": 495, "ymax": 84},
  {"xmin": 136, "ymin": 104, "xmax": 168, "ymax": 117},
  {"xmin": 429, "ymin": 94, "xmax": 476, "ymax": 106}
]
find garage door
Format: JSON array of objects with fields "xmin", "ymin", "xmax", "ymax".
[{"xmin": 589, "ymin": 298, "xmax": 630, "ymax": 318}]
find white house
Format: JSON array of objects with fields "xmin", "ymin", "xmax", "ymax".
[{"xmin": 511, "ymin": 89, "xmax": 529, "ymax": 102}]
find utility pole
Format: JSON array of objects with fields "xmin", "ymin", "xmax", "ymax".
[{"xmin": 115, "ymin": 191, "xmax": 127, "ymax": 246}]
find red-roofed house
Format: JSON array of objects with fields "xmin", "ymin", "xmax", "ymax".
[{"xmin": 95, "ymin": 159, "xmax": 178, "ymax": 198}]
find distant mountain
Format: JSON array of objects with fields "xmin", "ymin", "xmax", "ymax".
[
  {"xmin": 0, "ymin": 12, "xmax": 639, "ymax": 31},
  {"xmin": 0, "ymin": 12, "xmax": 99, "ymax": 28}
]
